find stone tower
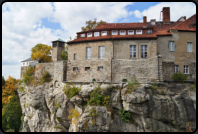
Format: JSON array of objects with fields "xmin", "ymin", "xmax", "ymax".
[{"xmin": 51, "ymin": 38, "xmax": 66, "ymax": 62}]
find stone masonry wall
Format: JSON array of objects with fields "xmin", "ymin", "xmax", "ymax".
[{"xmin": 20, "ymin": 66, "xmax": 30, "ymax": 79}]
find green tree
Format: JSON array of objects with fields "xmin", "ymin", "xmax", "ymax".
[
  {"xmin": 2, "ymin": 94, "xmax": 22, "ymax": 132},
  {"xmin": 31, "ymin": 43, "xmax": 52, "ymax": 63},
  {"xmin": 60, "ymin": 45, "xmax": 68, "ymax": 61},
  {"xmin": 81, "ymin": 19, "xmax": 106, "ymax": 31}
]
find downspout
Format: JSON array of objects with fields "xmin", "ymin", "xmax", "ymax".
[
  {"xmin": 111, "ymin": 38, "xmax": 114, "ymax": 82},
  {"xmin": 157, "ymin": 54, "xmax": 160, "ymax": 82}
]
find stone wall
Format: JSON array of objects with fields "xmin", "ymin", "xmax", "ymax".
[
  {"xmin": 112, "ymin": 55, "xmax": 163, "ymax": 83},
  {"xmin": 20, "ymin": 66, "xmax": 30, "ymax": 79}
]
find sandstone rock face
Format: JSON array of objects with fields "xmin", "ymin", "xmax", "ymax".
[{"xmin": 18, "ymin": 82, "xmax": 196, "ymax": 132}]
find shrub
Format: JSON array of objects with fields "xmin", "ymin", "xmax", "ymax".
[
  {"xmin": 23, "ymin": 66, "xmax": 35, "ymax": 84},
  {"xmin": 122, "ymin": 79, "xmax": 127, "ymax": 82},
  {"xmin": 119, "ymin": 109, "xmax": 131, "ymax": 123},
  {"xmin": 19, "ymin": 86, "xmax": 25, "ymax": 92},
  {"xmin": 87, "ymin": 85, "xmax": 110, "ymax": 106},
  {"xmin": 92, "ymin": 78, "xmax": 96, "ymax": 82},
  {"xmin": 63, "ymin": 84, "xmax": 81, "ymax": 98},
  {"xmin": 171, "ymin": 72, "xmax": 187, "ymax": 83},
  {"xmin": 68, "ymin": 108, "xmax": 80, "ymax": 131},
  {"xmin": 192, "ymin": 82, "xmax": 196, "ymax": 92},
  {"xmin": 41, "ymin": 71, "xmax": 51, "ymax": 82},
  {"xmin": 125, "ymin": 77, "xmax": 140, "ymax": 94}
]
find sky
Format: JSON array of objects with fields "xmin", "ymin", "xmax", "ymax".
[{"xmin": 2, "ymin": 2, "xmax": 196, "ymax": 80}]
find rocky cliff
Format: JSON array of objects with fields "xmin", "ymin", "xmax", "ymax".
[{"xmin": 17, "ymin": 82, "xmax": 196, "ymax": 132}]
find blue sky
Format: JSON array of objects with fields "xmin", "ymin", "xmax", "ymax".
[{"xmin": 2, "ymin": 2, "xmax": 196, "ymax": 79}]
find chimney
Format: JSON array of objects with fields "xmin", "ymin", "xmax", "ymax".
[
  {"xmin": 162, "ymin": 7, "xmax": 170, "ymax": 24},
  {"xmin": 143, "ymin": 16, "xmax": 147, "ymax": 28},
  {"xmin": 183, "ymin": 16, "xmax": 186, "ymax": 20}
]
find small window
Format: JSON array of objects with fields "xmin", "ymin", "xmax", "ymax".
[
  {"xmin": 74, "ymin": 54, "xmax": 77, "ymax": 60},
  {"xmin": 184, "ymin": 66, "xmax": 189, "ymax": 74},
  {"xmin": 86, "ymin": 47, "xmax": 92, "ymax": 59},
  {"xmin": 136, "ymin": 30, "xmax": 142, "ymax": 34},
  {"xmin": 147, "ymin": 30, "xmax": 152, "ymax": 34},
  {"xmin": 120, "ymin": 30, "xmax": 126, "ymax": 35},
  {"xmin": 53, "ymin": 42, "xmax": 57, "ymax": 47},
  {"xmin": 128, "ymin": 30, "xmax": 134, "ymax": 35},
  {"xmin": 174, "ymin": 65, "xmax": 179, "ymax": 73},
  {"xmin": 187, "ymin": 42, "xmax": 192, "ymax": 52},
  {"xmin": 130, "ymin": 45, "xmax": 136, "ymax": 58},
  {"xmin": 112, "ymin": 30, "xmax": 118, "ymax": 35},
  {"xmin": 81, "ymin": 34, "xmax": 85, "ymax": 37},
  {"xmin": 169, "ymin": 41, "xmax": 175, "ymax": 51},
  {"xmin": 85, "ymin": 67, "xmax": 90, "ymax": 71},
  {"xmin": 23, "ymin": 62, "xmax": 25, "ymax": 65},
  {"xmin": 94, "ymin": 32, "xmax": 99, "ymax": 37},
  {"xmin": 99, "ymin": 46, "xmax": 105, "ymax": 59},
  {"xmin": 98, "ymin": 66, "xmax": 103, "ymax": 70},
  {"xmin": 87, "ymin": 32, "xmax": 92, "ymax": 37},
  {"xmin": 73, "ymin": 67, "xmax": 78, "ymax": 71},
  {"xmin": 101, "ymin": 31, "xmax": 107, "ymax": 36},
  {"xmin": 141, "ymin": 45, "xmax": 147, "ymax": 58}
]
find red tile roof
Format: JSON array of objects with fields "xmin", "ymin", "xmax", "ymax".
[{"xmin": 68, "ymin": 15, "xmax": 196, "ymax": 44}]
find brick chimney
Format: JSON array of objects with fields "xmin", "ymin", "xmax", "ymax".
[
  {"xmin": 162, "ymin": 7, "xmax": 170, "ymax": 24},
  {"xmin": 143, "ymin": 16, "xmax": 147, "ymax": 28}
]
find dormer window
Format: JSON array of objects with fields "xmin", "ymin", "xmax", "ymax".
[
  {"xmin": 81, "ymin": 34, "xmax": 85, "ymax": 37},
  {"xmin": 147, "ymin": 30, "xmax": 152, "ymax": 34},
  {"xmin": 112, "ymin": 30, "xmax": 118, "ymax": 35},
  {"xmin": 136, "ymin": 30, "xmax": 142, "ymax": 34},
  {"xmin": 120, "ymin": 30, "xmax": 126, "ymax": 35},
  {"xmin": 128, "ymin": 30, "xmax": 134, "ymax": 35},
  {"xmin": 101, "ymin": 31, "xmax": 107, "ymax": 36},
  {"xmin": 151, "ymin": 19, "xmax": 156, "ymax": 26},
  {"xmin": 94, "ymin": 32, "xmax": 99, "ymax": 37},
  {"xmin": 87, "ymin": 32, "xmax": 92, "ymax": 37}
]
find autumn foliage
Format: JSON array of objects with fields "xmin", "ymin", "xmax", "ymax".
[
  {"xmin": 81, "ymin": 19, "xmax": 106, "ymax": 31},
  {"xmin": 31, "ymin": 43, "xmax": 52, "ymax": 63}
]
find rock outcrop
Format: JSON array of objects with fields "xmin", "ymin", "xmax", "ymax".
[{"xmin": 17, "ymin": 82, "xmax": 196, "ymax": 132}]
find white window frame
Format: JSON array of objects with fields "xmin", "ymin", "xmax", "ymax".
[
  {"xmin": 184, "ymin": 65, "xmax": 189, "ymax": 74},
  {"xmin": 23, "ymin": 62, "xmax": 25, "ymax": 66},
  {"xmin": 73, "ymin": 67, "xmax": 78, "ymax": 71},
  {"xmin": 187, "ymin": 42, "xmax": 192, "ymax": 52},
  {"xmin": 136, "ymin": 30, "xmax": 142, "ymax": 34},
  {"xmin": 147, "ymin": 30, "xmax": 152, "ymax": 34},
  {"xmin": 174, "ymin": 65, "xmax": 179, "ymax": 73},
  {"xmin": 128, "ymin": 30, "xmax": 134, "ymax": 35},
  {"xmin": 81, "ymin": 34, "xmax": 85, "ymax": 37},
  {"xmin": 120, "ymin": 30, "xmax": 126, "ymax": 35},
  {"xmin": 87, "ymin": 32, "xmax": 92, "ymax": 37},
  {"xmin": 99, "ymin": 46, "xmax": 105, "ymax": 59},
  {"xmin": 141, "ymin": 45, "xmax": 147, "ymax": 58},
  {"xmin": 130, "ymin": 45, "xmax": 136, "ymax": 58},
  {"xmin": 101, "ymin": 31, "xmax": 107, "ymax": 36},
  {"xmin": 169, "ymin": 41, "xmax": 175, "ymax": 51},
  {"xmin": 94, "ymin": 32, "xmax": 99, "ymax": 37},
  {"xmin": 74, "ymin": 54, "xmax": 77, "ymax": 60},
  {"xmin": 112, "ymin": 30, "xmax": 118, "ymax": 35},
  {"xmin": 86, "ymin": 47, "xmax": 92, "ymax": 59},
  {"xmin": 98, "ymin": 66, "xmax": 103, "ymax": 71}
]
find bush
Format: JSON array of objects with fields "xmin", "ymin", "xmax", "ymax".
[
  {"xmin": 41, "ymin": 71, "xmax": 51, "ymax": 82},
  {"xmin": 23, "ymin": 66, "xmax": 35, "ymax": 84},
  {"xmin": 92, "ymin": 78, "xmax": 96, "ymax": 82},
  {"xmin": 122, "ymin": 79, "xmax": 127, "ymax": 82},
  {"xmin": 192, "ymin": 82, "xmax": 196, "ymax": 92},
  {"xmin": 63, "ymin": 84, "xmax": 81, "ymax": 98},
  {"xmin": 171, "ymin": 72, "xmax": 187, "ymax": 83},
  {"xmin": 125, "ymin": 77, "xmax": 140, "ymax": 94},
  {"xmin": 119, "ymin": 109, "xmax": 131, "ymax": 123},
  {"xmin": 87, "ymin": 85, "xmax": 110, "ymax": 106},
  {"xmin": 19, "ymin": 86, "xmax": 25, "ymax": 92}
]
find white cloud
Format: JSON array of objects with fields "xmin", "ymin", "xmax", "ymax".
[
  {"xmin": 133, "ymin": 10, "xmax": 142, "ymax": 18},
  {"xmin": 2, "ymin": 65, "xmax": 21, "ymax": 80}
]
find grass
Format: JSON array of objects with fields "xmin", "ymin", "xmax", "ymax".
[
  {"xmin": 63, "ymin": 83, "xmax": 81, "ymax": 98},
  {"xmin": 124, "ymin": 77, "xmax": 140, "ymax": 95}
]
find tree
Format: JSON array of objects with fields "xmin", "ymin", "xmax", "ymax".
[
  {"xmin": 81, "ymin": 19, "xmax": 106, "ymax": 31},
  {"xmin": 60, "ymin": 45, "xmax": 68, "ymax": 60},
  {"xmin": 2, "ymin": 76, "xmax": 5, "ymax": 86},
  {"xmin": 31, "ymin": 43, "xmax": 52, "ymax": 63}
]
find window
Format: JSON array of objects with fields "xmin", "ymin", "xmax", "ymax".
[
  {"xmin": 23, "ymin": 62, "xmax": 25, "ymax": 65},
  {"xmin": 147, "ymin": 30, "xmax": 152, "ymax": 34},
  {"xmin": 184, "ymin": 66, "xmax": 189, "ymax": 74},
  {"xmin": 98, "ymin": 66, "xmax": 103, "ymax": 70},
  {"xmin": 73, "ymin": 67, "xmax": 78, "ymax": 71},
  {"xmin": 136, "ymin": 30, "xmax": 142, "ymax": 34},
  {"xmin": 169, "ymin": 41, "xmax": 175, "ymax": 51},
  {"xmin": 86, "ymin": 47, "xmax": 92, "ymax": 59},
  {"xmin": 187, "ymin": 42, "xmax": 192, "ymax": 52},
  {"xmin": 74, "ymin": 54, "xmax": 77, "ymax": 60},
  {"xmin": 101, "ymin": 31, "xmax": 107, "ymax": 36},
  {"xmin": 130, "ymin": 45, "xmax": 136, "ymax": 58},
  {"xmin": 53, "ymin": 42, "xmax": 57, "ymax": 47},
  {"xmin": 85, "ymin": 67, "xmax": 90, "ymax": 71},
  {"xmin": 59, "ymin": 42, "xmax": 64, "ymax": 47},
  {"xmin": 141, "ymin": 45, "xmax": 147, "ymax": 58},
  {"xmin": 99, "ymin": 46, "xmax": 105, "ymax": 59},
  {"xmin": 94, "ymin": 32, "xmax": 99, "ymax": 37},
  {"xmin": 81, "ymin": 34, "xmax": 85, "ymax": 37},
  {"xmin": 128, "ymin": 30, "xmax": 134, "ymax": 35},
  {"xmin": 112, "ymin": 30, "xmax": 118, "ymax": 35},
  {"xmin": 174, "ymin": 65, "xmax": 179, "ymax": 73},
  {"xmin": 87, "ymin": 32, "xmax": 92, "ymax": 37},
  {"xmin": 120, "ymin": 30, "xmax": 126, "ymax": 35}
]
